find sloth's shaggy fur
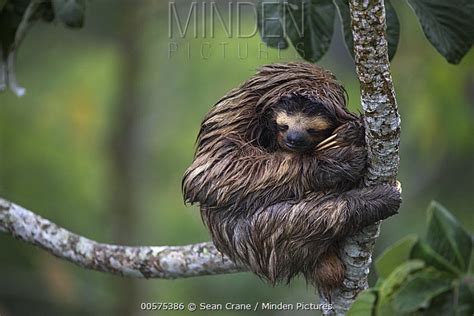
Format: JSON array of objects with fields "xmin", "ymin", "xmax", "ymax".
[{"xmin": 182, "ymin": 62, "xmax": 401, "ymax": 294}]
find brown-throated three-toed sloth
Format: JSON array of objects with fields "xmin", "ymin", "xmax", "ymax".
[{"xmin": 182, "ymin": 62, "xmax": 401, "ymax": 294}]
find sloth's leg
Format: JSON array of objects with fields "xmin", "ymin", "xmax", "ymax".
[
  {"xmin": 311, "ymin": 246, "xmax": 345, "ymax": 296},
  {"xmin": 301, "ymin": 184, "xmax": 401, "ymax": 294}
]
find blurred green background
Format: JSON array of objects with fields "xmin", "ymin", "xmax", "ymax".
[{"xmin": 0, "ymin": 1, "xmax": 473, "ymax": 315}]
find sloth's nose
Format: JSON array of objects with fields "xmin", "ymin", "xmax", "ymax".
[{"xmin": 287, "ymin": 131, "xmax": 305, "ymax": 146}]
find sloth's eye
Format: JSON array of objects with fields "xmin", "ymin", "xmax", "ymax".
[
  {"xmin": 277, "ymin": 124, "xmax": 289, "ymax": 131},
  {"xmin": 307, "ymin": 128, "xmax": 318, "ymax": 135}
]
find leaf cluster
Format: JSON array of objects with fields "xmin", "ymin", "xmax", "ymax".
[
  {"xmin": 257, "ymin": 0, "xmax": 474, "ymax": 64},
  {"xmin": 0, "ymin": 0, "xmax": 85, "ymax": 95},
  {"xmin": 348, "ymin": 202, "xmax": 473, "ymax": 316}
]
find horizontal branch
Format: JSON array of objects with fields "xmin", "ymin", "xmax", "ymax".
[{"xmin": 0, "ymin": 198, "xmax": 244, "ymax": 278}]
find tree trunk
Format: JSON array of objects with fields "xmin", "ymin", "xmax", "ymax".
[{"xmin": 320, "ymin": 0, "xmax": 401, "ymax": 314}]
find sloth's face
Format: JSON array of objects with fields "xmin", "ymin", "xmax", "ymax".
[{"xmin": 274, "ymin": 111, "xmax": 334, "ymax": 153}]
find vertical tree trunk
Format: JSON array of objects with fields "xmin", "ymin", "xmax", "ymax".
[
  {"xmin": 108, "ymin": 2, "xmax": 143, "ymax": 315},
  {"xmin": 321, "ymin": 0, "xmax": 401, "ymax": 314}
]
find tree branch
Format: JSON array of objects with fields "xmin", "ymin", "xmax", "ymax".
[
  {"xmin": 0, "ymin": 198, "xmax": 244, "ymax": 278},
  {"xmin": 321, "ymin": 0, "xmax": 401, "ymax": 314}
]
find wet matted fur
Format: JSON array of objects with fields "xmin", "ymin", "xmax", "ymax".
[{"xmin": 182, "ymin": 62, "xmax": 401, "ymax": 294}]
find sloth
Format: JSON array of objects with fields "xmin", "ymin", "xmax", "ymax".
[{"xmin": 182, "ymin": 62, "xmax": 401, "ymax": 295}]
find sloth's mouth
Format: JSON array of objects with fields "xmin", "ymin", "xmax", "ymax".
[{"xmin": 284, "ymin": 142, "xmax": 311, "ymax": 152}]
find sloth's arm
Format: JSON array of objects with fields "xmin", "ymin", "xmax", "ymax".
[
  {"xmin": 252, "ymin": 183, "xmax": 401, "ymax": 247},
  {"xmin": 184, "ymin": 138, "xmax": 368, "ymax": 208},
  {"xmin": 306, "ymin": 150, "xmax": 367, "ymax": 192},
  {"xmin": 184, "ymin": 120, "xmax": 367, "ymax": 208},
  {"xmin": 183, "ymin": 140, "xmax": 300, "ymax": 208},
  {"xmin": 240, "ymin": 121, "xmax": 368, "ymax": 202},
  {"xmin": 334, "ymin": 183, "xmax": 401, "ymax": 231},
  {"xmin": 308, "ymin": 120, "xmax": 367, "ymax": 191},
  {"xmin": 309, "ymin": 145, "xmax": 367, "ymax": 191}
]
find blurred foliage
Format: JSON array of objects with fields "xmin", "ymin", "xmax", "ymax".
[
  {"xmin": 258, "ymin": 0, "xmax": 474, "ymax": 64},
  {"xmin": 0, "ymin": 1, "xmax": 473, "ymax": 315},
  {"xmin": 0, "ymin": 0, "xmax": 86, "ymax": 96},
  {"xmin": 349, "ymin": 202, "xmax": 473, "ymax": 315}
]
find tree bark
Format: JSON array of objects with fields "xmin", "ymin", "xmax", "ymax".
[
  {"xmin": 320, "ymin": 0, "xmax": 401, "ymax": 314},
  {"xmin": 0, "ymin": 198, "xmax": 243, "ymax": 277}
]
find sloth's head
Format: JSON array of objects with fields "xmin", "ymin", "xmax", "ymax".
[{"xmin": 273, "ymin": 95, "xmax": 336, "ymax": 153}]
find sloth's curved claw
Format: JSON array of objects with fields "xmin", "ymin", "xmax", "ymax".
[
  {"xmin": 316, "ymin": 133, "xmax": 338, "ymax": 149},
  {"xmin": 316, "ymin": 140, "xmax": 339, "ymax": 151},
  {"xmin": 395, "ymin": 180, "xmax": 402, "ymax": 194}
]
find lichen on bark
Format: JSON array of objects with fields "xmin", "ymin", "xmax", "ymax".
[{"xmin": 0, "ymin": 198, "xmax": 243, "ymax": 278}]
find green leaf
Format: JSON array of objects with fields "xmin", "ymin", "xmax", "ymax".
[
  {"xmin": 333, "ymin": 0, "xmax": 353, "ymax": 57},
  {"xmin": 384, "ymin": 0, "xmax": 400, "ymax": 60},
  {"xmin": 411, "ymin": 239, "xmax": 462, "ymax": 275},
  {"xmin": 393, "ymin": 269, "xmax": 453, "ymax": 313},
  {"xmin": 375, "ymin": 260, "xmax": 425, "ymax": 316},
  {"xmin": 375, "ymin": 300, "xmax": 397, "ymax": 316},
  {"xmin": 425, "ymin": 201, "xmax": 472, "ymax": 273},
  {"xmin": 421, "ymin": 290, "xmax": 455, "ymax": 316},
  {"xmin": 257, "ymin": 0, "xmax": 289, "ymax": 49},
  {"xmin": 406, "ymin": 0, "xmax": 474, "ymax": 64},
  {"xmin": 346, "ymin": 289, "xmax": 376, "ymax": 316},
  {"xmin": 456, "ymin": 276, "xmax": 474, "ymax": 316},
  {"xmin": 286, "ymin": 0, "xmax": 335, "ymax": 63},
  {"xmin": 52, "ymin": 0, "xmax": 85, "ymax": 28},
  {"xmin": 422, "ymin": 276, "xmax": 474, "ymax": 316},
  {"xmin": 378, "ymin": 260, "xmax": 425, "ymax": 303},
  {"xmin": 333, "ymin": 0, "xmax": 400, "ymax": 61},
  {"xmin": 375, "ymin": 235, "xmax": 418, "ymax": 279}
]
